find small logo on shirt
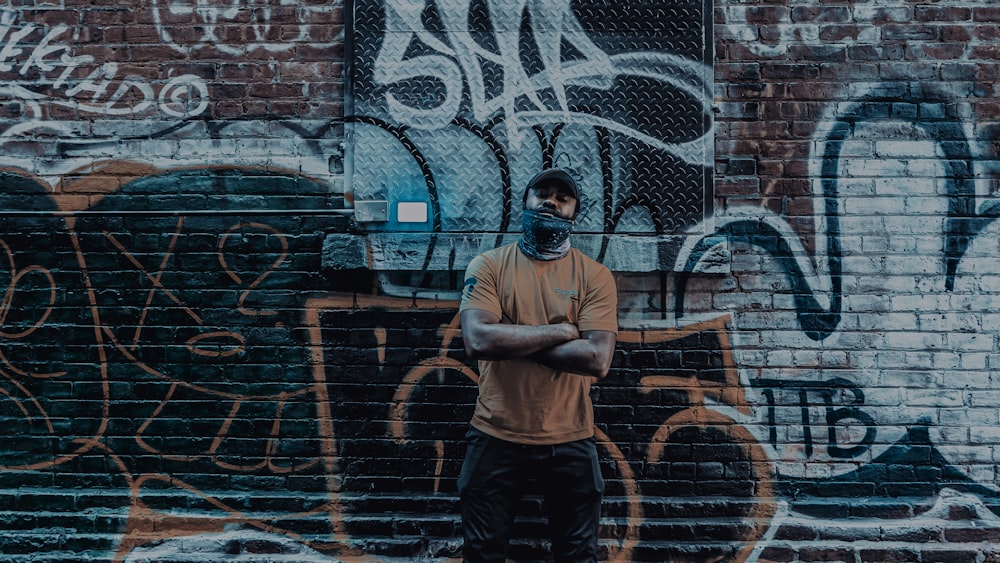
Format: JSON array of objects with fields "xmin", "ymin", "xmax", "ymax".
[
  {"xmin": 554, "ymin": 288, "xmax": 578, "ymax": 301},
  {"xmin": 462, "ymin": 277, "xmax": 477, "ymax": 299}
]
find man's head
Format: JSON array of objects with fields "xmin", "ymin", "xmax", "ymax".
[{"xmin": 522, "ymin": 168, "xmax": 580, "ymax": 221}]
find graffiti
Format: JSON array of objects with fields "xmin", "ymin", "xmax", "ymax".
[
  {"xmin": 0, "ymin": 9, "xmax": 208, "ymax": 120},
  {"xmin": 374, "ymin": 0, "xmax": 707, "ymax": 162},
  {"xmin": 0, "ymin": 172, "xmax": 107, "ymax": 472},
  {"xmin": 0, "ymin": 8, "xmax": 348, "ymax": 556},
  {"xmin": 151, "ymin": 0, "xmax": 337, "ymax": 55},
  {"xmin": 331, "ymin": 302, "xmax": 776, "ymax": 562},
  {"xmin": 0, "ymin": 119, "xmax": 342, "ymax": 208},
  {"xmin": 122, "ymin": 528, "xmax": 333, "ymax": 562},
  {"xmin": 0, "ymin": 186, "xmax": 779, "ymax": 562},
  {"xmin": 613, "ymin": 316, "xmax": 777, "ymax": 563},
  {"xmin": 349, "ymin": 0, "xmax": 713, "ymax": 237},
  {"xmin": 675, "ymin": 4, "xmax": 1000, "ymax": 528},
  {"xmin": 755, "ymin": 378, "xmax": 876, "ymax": 459},
  {"xmin": 0, "ymin": 2, "xmax": 339, "ymax": 193},
  {"xmin": 0, "ymin": 168, "xmax": 358, "ymax": 562},
  {"xmin": 5, "ymin": 0, "xmax": 1000, "ymax": 561},
  {"xmin": 676, "ymin": 86, "xmax": 1000, "ymax": 497}
]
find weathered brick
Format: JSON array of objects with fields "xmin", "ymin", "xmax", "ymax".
[
  {"xmin": 915, "ymin": 6, "xmax": 972, "ymax": 22},
  {"xmin": 859, "ymin": 548, "xmax": 921, "ymax": 562},
  {"xmin": 745, "ymin": 6, "xmax": 790, "ymax": 24},
  {"xmin": 921, "ymin": 550, "xmax": 983, "ymax": 563},
  {"xmin": 974, "ymin": 7, "xmax": 1000, "ymax": 22},
  {"xmin": 942, "ymin": 24, "xmax": 975, "ymax": 42},
  {"xmin": 971, "ymin": 44, "xmax": 1000, "ymax": 59},
  {"xmin": 851, "ymin": 6, "xmax": 912, "ymax": 24},
  {"xmin": 761, "ymin": 63, "xmax": 822, "ymax": 80},
  {"xmin": 882, "ymin": 23, "xmax": 942, "ymax": 41},
  {"xmin": 4, "ymin": 1, "xmax": 1000, "ymax": 563},
  {"xmin": 790, "ymin": 6, "xmax": 852, "ymax": 24},
  {"xmin": 797, "ymin": 546, "xmax": 858, "ymax": 561}
]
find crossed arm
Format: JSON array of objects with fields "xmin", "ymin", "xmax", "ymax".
[{"xmin": 460, "ymin": 308, "xmax": 616, "ymax": 379}]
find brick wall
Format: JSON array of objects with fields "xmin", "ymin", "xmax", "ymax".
[
  {"xmin": 1, "ymin": 1, "xmax": 1000, "ymax": 562},
  {"xmin": 712, "ymin": 1, "xmax": 1000, "ymax": 561}
]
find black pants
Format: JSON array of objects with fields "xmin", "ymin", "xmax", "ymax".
[{"xmin": 458, "ymin": 428, "xmax": 604, "ymax": 563}]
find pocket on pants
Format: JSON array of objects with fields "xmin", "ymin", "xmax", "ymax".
[{"xmin": 457, "ymin": 427, "xmax": 491, "ymax": 495}]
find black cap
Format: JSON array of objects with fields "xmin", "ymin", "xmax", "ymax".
[{"xmin": 525, "ymin": 168, "xmax": 579, "ymax": 200}]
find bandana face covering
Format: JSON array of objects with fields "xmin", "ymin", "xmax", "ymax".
[{"xmin": 518, "ymin": 209, "xmax": 574, "ymax": 261}]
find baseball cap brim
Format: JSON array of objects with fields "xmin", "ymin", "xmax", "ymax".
[{"xmin": 525, "ymin": 169, "xmax": 579, "ymax": 200}]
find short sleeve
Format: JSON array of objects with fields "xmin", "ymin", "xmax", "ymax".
[
  {"xmin": 577, "ymin": 265, "xmax": 618, "ymax": 334},
  {"xmin": 459, "ymin": 253, "xmax": 502, "ymax": 318}
]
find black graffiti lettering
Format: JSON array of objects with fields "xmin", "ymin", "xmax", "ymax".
[
  {"xmin": 756, "ymin": 378, "xmax": 876, "ymax": 460},
  {"xmin": 800, "ymin": 388, "xmax": 814, "ymax": 458},
  {"xmin": 826, "ymin": 406, "xmax": 876, "ymax": 459},
  {"xmin": 761, "ymin": 387, "xmax": 778, "ymax": 448}
]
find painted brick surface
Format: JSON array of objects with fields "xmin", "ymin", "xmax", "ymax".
[
  {"xmin": 713, "ymin": 0, "xmax": 1000, "ymax": 561},
  {"xmin": 1, "ymin": 1, "xmax": 1000, "ymax": 562}
]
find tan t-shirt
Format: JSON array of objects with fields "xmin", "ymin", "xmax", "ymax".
[{"xmin": 459, "ymin": 243, "xmax": 618, "ymax": 445}]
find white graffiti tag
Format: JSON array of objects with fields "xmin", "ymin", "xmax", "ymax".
[
  {"xmin": 151, "ymin": 0, "xmax": 336, "ymax": 55},
  {"xmin": 373, "ymin": 0, "xmax": 712, "ymax": 166},
  {"xmin": 0, "ymin": 9, "xmax": 208, "ymax": 119}
]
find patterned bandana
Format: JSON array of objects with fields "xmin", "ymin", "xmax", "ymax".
[{"xmin": 518, "ymin": 209, "xmax": 574, "ymax": 261}]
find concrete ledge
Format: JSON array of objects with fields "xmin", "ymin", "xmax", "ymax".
[{"xmin": 323, "ymin": 233, "xmax": 731, "ymax": 273}]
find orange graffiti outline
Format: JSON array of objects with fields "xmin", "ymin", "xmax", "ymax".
[
  {"xmin": 0, "ymin": 375, "xmax": 50, "ymax": 430},
  {"xmin": 134, "ymin": 382, "xmax": 321, "ymax": 471},
  {"xmin": 0, "ymin": 226, "xmax": 110, "ymax": 472},
  {"xmin": 0, "ymin": 240, "xmax": 66, "ymax": 377},
  {"xmin": 116, "ymin": 293, "xmax": 371, "ymax": 562},
  {"xmin": 129, "ymin": 217, "xmax": 189, "ymax": 350},
  {"xmin": 218, "ymin": 221, "xmax": 289, "ymax": 317},
  {"xmin": 103, "ymin": 225, "xmax": 205, "ymax": 328},
  {"xmin": 0, "ymin": 239, "xmax": 58, "ymax": 339},
  {"xmin": 185, "ymin": 330, "xmax": 247, "ymax": 358},
  {"xmin": 632, "ymin": 315, "xmax": 776, "ymax": 563}
]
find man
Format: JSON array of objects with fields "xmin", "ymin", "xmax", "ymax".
[{"xmin": 458, "ymin": 168, "xmax": 618, "ymax": 563}]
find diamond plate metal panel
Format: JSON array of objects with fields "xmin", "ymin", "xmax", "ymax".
[{"xmin": 347, "ymin": 0, "xmax": 713, "ymax": 236}]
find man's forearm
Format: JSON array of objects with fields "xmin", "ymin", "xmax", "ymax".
[
  {"xmin": 529, "ymin": 331, "xmax": 616, "ymax": 378},
  {"xmin": 530, "ymin": 340, "xmax": 603, "ymax": 378},
  {"xmin": 463, "ymin": 318, "xmax": 578, "ymax": 361}
]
